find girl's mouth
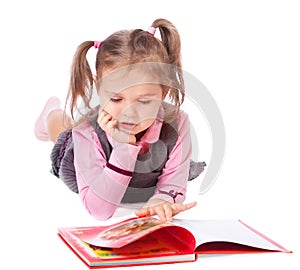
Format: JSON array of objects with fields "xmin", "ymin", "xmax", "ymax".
[{"xmin": 118, "ymin": 122, "xmax": 137, "ymax": 131}]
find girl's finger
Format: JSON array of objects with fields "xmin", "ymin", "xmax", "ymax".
[
  {"xmin": 154, "ymin": 206, "xmax": 167, "ymax": 222},
  {"xmin": 171, "ymin": 201, "xmax": 197, "ymax": 211},
  {"xmin": 98, "ymin": 113, "xmax": 112, "ymax": 128},
  {"xmin": 106, "ymin": 119, "xmax": 117, "ymax": 132},
  {"xmin": 170, "ymin": 201, "xmax": 197, "ymax": 216},
  {"xmin": 135, "ymin": 208, "xmax": 149, "ymax": 217},
  {"xmin": 184, "ymin": 201, "xmax": 197, "ymax": 209},
  {"xmin": 162, "ymin": 203, "xmax": 173, "ymax": 222},
  {"xmin": 97, "ymin": 110, "xmax": 107, "ymax": 124}
]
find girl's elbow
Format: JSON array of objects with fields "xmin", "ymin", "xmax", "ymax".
[
  {"xmin": 83, "ymin": 201, "xmax": 116, "ymax": 221},
  {"xmin": 79, "ymin": 190, "xmax": 116, "ymax": 220}
]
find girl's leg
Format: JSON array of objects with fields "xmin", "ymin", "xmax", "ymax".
[
  {"xmin": 47, "ymin": 109, "xmax": 73, "ymax": 143},
  {"xmin": 34, "ymin": 97, "xmax": 73, "ymax": 143}
]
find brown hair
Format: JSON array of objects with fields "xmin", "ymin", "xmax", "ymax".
[{"xmin": 67, "ymin": 18, "xmax": 184, "ymax": 122}]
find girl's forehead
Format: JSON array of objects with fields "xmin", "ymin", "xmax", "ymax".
[
  {"xmin": 103, "ymin": 83, "xmax": 163, "ymax": 97},
  {"xmin": 97, "ymin": 62, "xmax": 172, "ymax": 92}
]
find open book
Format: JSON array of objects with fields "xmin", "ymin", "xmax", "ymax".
[{"xmin": 58, "ymin": 217, "xmax": 290, "ymax": 268}]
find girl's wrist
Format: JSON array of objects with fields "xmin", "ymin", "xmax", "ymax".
[{"xmin": 143, "ymin": 199, "xmax": 166, "ymax": 209}]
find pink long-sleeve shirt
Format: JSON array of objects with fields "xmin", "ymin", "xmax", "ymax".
[{"xmin": 72, "ymin": 109, "xmax": 192, "ymax": 220}]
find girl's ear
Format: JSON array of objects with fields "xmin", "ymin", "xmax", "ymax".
[{"xmin": 162, "ymin": 87, "xmax": 169, "ymax": 99}]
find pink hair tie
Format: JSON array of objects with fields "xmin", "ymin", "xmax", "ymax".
[
  {"xmin": 147, "ymin": 26, "xmax": 156, "ymax": 35},
  {"xmin": 94, "ymin": 41, "xmax": 101, "ymax": 49}
]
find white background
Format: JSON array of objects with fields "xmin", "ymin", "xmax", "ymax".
[{"xmin": 0, "ymin": 0, "xmax": 299, "ymax": 269}]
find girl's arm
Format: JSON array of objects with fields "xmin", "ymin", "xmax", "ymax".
[
  {"xmin": 136, "ymin": 111, "xmax": 195, "ymax": 220},
  {"xmin": 152, "ymin": 110, "xmax": 192, "ymax": 202},
  {"xmin": 72, "ymin": 122, "xmax": 141, "ymax": 220}
]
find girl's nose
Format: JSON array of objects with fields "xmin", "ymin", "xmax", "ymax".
[{"xmin": 120, "ymin": 102, "xmax": 138, "ymax": 120}]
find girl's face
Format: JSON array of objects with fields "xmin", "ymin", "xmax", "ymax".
[{"xmin": 99, "ymin": 83, "xmax": 165, "ymax": 135}]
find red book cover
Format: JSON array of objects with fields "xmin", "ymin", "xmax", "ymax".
[{"xmin": 58, "ymin": 217, "xmax": 291, "ymax": 268}]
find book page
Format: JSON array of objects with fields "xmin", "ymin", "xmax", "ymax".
[
  {"xmin": 172, "ymin": 219, "xmax": 287, "ymax": 252},
  {"xmin": 58, "ymin": 228, "xmax": 197, "ymax": 267},
  {"xmin": 78, "ymin": 217, "xmax": 173, "ymax": 248}
]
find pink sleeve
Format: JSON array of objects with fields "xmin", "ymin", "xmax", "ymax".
[
  {"xmin": 72, "ymin": 122, "xmax": 141, "ymax": 220},
  {"xmin": 150, "ymin": 111, "xmax": 192, "ymax": 203}
]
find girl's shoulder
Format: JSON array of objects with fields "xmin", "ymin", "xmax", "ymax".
[
  {"xmin": 72, "ymin": 120, "xmax": 95, "ymax": 139},
  {"xmin": 162, "ymin": 102, "xmax": 189, "ymax": 123},
  {"xmin": 73, "ymin": 120, "xmax": 92, "ymax": 130},
  {"xmin": 177, "ymin": 109, "xmax": 190, "ymax": 130},
  {"xmin": 177, "ymin": 108, "xmax": 189, "ymax": 119},
  {"xmin": 173, "ymin": 107, "xmax": 189, "ymax": 123}
]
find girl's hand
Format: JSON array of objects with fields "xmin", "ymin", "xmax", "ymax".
[
  {"xmin": 97, "ymin": 109, "xmax": 136, "ymax": 145},
  {"xmin": 135, "ymin": 200, "xmax": 197, "ymax": 222}
]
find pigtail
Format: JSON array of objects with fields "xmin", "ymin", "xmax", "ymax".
[
  {"xmin": 152, "ymin": 19, "xmax": 182, "ymax": 67},
  {"xmin": 67, "ymin": 41, "xmax": 94, "ymax": 119},
  {"xmin": 151, "ymin": 19, "xmax": 185, "ymax": 108}
]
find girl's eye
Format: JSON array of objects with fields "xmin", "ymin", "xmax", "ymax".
[
  {"xmin": 110, "ymin": 97, "xmax": 122, "ymax": 103},
  {"xmin": 139, "ymin": 100, "xmax": 151, "ymax": 104}
]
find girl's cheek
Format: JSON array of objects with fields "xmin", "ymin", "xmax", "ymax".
[
  {"xmin": 141, "ymin": 103, "xmax": 161, "ymax": 119},
  {"xmin": 104, "ymin": 103, "xmax": 122, "ymax": 119}
]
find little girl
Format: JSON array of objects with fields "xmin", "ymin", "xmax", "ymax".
[{"xmin": 34, "ymin": 18, "xmax": 206, "ymax": 221}]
